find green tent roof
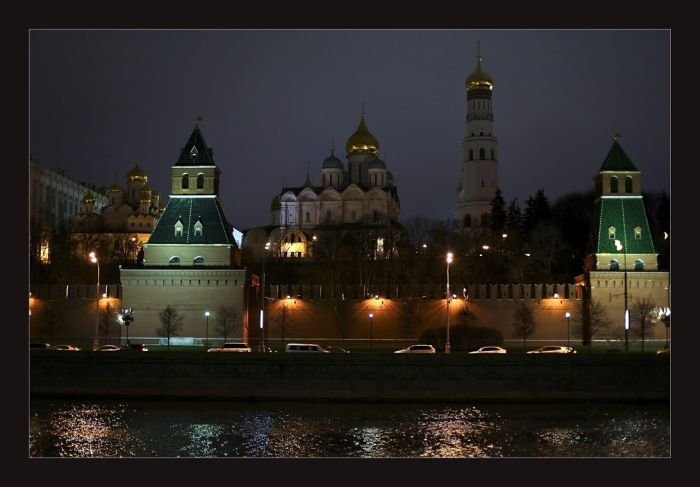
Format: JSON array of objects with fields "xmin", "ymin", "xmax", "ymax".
[
  {"xmin": 594, "ymin": 197, "xmax": 655, "ymax": 255},
  {"xmin": 149, "ymin": 196, "xmax": 234, "ymax": 245},
  {"xmin": 174, "ymin": 125, "xmax": 215, "ymax": 166},
  {"xmin": 599, "ymin": 139, "xmax": 638, "ymax": 172}
]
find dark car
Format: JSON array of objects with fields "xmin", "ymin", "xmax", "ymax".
[
  {"xmin": 123, "ymin": 343, "xmax": 149, "ymax": 352},
  {"xmin": 30, "ymin": 342, "xmax": 51, "ymax": 351}
]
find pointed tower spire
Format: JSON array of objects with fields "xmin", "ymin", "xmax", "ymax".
[
  {"xmin": 477, "ymin": 40, "xmax": 481, "ymax": 61},
  {"xmin": 331, "ymin": 137, "xmax": 335, "ymax": 156},
  {"xmin": 195, "ymin": 116, "xmax": 203, "ymax": 126},
  {"xmin": 614, "ymin": 132, "xmax": 621, "ymax": 142},
  {"xmin": 304, "ymin": 161, "xmax": 312, "ymax": 187}
]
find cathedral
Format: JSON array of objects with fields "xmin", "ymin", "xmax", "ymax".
[
  {"xmin": 455, "ymin": 44, "xmax": 500, "ymax": 232},
  {"xmin": 244, "ymin": 113, "xmax": 401, "ymax": 260}
]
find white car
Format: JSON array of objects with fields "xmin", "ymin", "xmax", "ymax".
[
  {"xmin": 469, "ymin": 346, "xmax": 507, "ymax": 354},
  {"xmin": 50, "ymin": 344, "xmax": 81, "ymax": 351},
  {"xmin": 527, "ymin": 345, "xmax": 576, "ymax": 354},
  {"xmin": 95, "ymin": 345, "xmax": 122, "ymax": 352},
  {"xmin": 208, "ymin": 342, "xmax": 252, "ymax": 352},
  {"xmin": 394, "ymin": 344, "xmax": 436, "ymax": 354}
]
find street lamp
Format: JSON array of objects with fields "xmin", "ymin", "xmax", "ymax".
[
  {"xmin": 89, "ymin": 251, "xmax": 100, "ymax": 350},
  {"xmin": 614, "ymin": 239, "xmax": 629, "ymax": 353},
  {"xmin": 369, "ymin": 312, "xmax": 374, "ymax": 352},
  {"xmin": 204, "ymin": 311, "xmax": 210, "ymax": 350},
  {"xmin": 120, "ymin": 308, "xmax": 134, "ymax": 347},
  {"xmin": 260, "ymin": 241, "xmax": 270, "ymax": 352},
  {"xmin": 445, "ymin": 252, "xmax": 453, "ymax": 353},
  {"xmin": 565, "ymin": 311, "xmax": 571, "ymax": 346}
]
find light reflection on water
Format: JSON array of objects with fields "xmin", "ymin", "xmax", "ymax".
[{"xmin": 29, "ymin": 400, "xmax": 669, "ymax": 458}]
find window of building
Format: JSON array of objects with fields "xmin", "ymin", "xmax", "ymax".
[
  {"xmin": 481, "ymin": 213, "xmax": 490, "ymax": 227},
  {"xmin": 182, "ymin": 174, "xmax": 189, "ymax": 189},
  {"xmin": 305, "ymin": 211, "xmax": 310, "ymax": 223},
  {"xmin": 610, "ymin": 259, "xmax": 620, "ymax": 271},
  {"xmin": 610, "ymin": 176, "xmax": 618, "ymax": 193},
  {"xmin": 480, "ymin": 148, "xmax": 485, "ymax": 160},
  {"xmin": 480, "ymin": 132, "xmax": 483, "ymax": 136},
  {"xmin": 608, "ymin": 226, "xmax": 616, "ymax": 240},
  {"xmin": 197, "ymin": 174, "xmax": 204, "ymax": 189},
  {"xmin": 373, "ymin": 210, "xmax": 379, "ymax": 222},
  {"xmin": 194, "ymin": 220, "xmax": 203, "ymax": 237},
  {"xmin": 169, "ymin": 256, "xmax": 181, "ymax": 265},
  {"xmin": 352, "ymin": 211, "xmax": 356, "ymax": 221},
  {"xmin": 469, "ymin": 149, "xmax": 473, "ymax": 161},
  {"xmin": 625, "ymin": 176, "xmax": 633, "ymax": 193},
  {"xmin": 175, "ymin": 220, "xmax": 184, "ymax": 237},
  {"xmin": 634, "ymin": 259, "xmax": 645, "ymax": 271},
  {"xmin": 634, "ymin": 226, "xmax": 642, "ymax": 240},
  {"xmin": 193, "ymin": 256, "xmax": 204, "ymax": 265},
  {"xmin": 491, "ymin": 149, "xmax": 495, "ymax": 160},
  {"xmin": 326, "ymin": 210, "xmax": 332, "ymax": 223}
]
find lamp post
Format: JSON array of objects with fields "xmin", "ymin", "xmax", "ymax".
[
  {"xmin": 614, "ymin": 239, "xmax": 629, "ymax": 353},
  {"xmin": 120, "ymin": 308, "xmax": 133, "ymax": 347},
  {"xmin": 369, "ymin": 312, "xmax": 374, "ymax": 352},
  {"xmin": 89, "ymin": 251, "xmax": 100, "ymax": 350},
  {"xmin": 204, "ymin": 311, "xmax": 210, "ymax": 350},
  {"xmin": 445, "ymin": 252, "xmax": 453, "ymax": 353},
  {"xmin": 565, "ymin": 311, "xmax": 571, "ymax": 346},
  {"xmin": 260, "ymin": 241, "xmax": 270, "ymax": 352}
]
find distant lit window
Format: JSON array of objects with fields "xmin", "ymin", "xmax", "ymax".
[
  {"xmin": 608, "ymin": 226, "xmax": 616, "ymax": 240},
  {"xmin": 634, "ymin": 226, "xmax": 642, "ymax": 240},
  {"xmin": 610, "ymin": 176, "xmax": 618, "ymax": 193}
]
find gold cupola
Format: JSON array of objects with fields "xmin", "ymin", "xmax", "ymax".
[
  {"xmin": 127, "ymin": 161, "xmax": 148, "ymax": 182},
  {"xmin": 466, "ymin": 43, "xmax": 494, "ymax": 91},
  {"xmin": 345, "ymin": 115, "xmax": 379, "ymax": 155}
]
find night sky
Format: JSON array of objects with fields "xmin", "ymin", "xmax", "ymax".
[{"xmin": 29, "ymin": 30, "xmax": 670, "ymax": 231}]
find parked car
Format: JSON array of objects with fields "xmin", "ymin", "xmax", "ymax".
[
  {"xmin": 326, "ymin": 346, "xmax": 350, "ymax": 353},
  {"xmin": 527, "ymin": 345, "xmax": 576, "ymax": 354},
  {"xmin": 208, "ymin": 342, "xmax": 252, "ymax": 352},
  {"xmin": 123, "ymin": 343, "xmax": 149, "ymax": 352},
  {"xmin": 285, "ymin": 343, "xmax": 330, "ymax": 353},
  {"xmin": 469, "ymin": 346, "xmax": 507, "ymax": 354},
  {"xmin": 656, "ymin": 346, "xmax": 670, "ymax": 356},
  {"xmin": 394, "ymin": 344, "xmax": 436, "ymax": 354},
  {"xmin": 50, "ymin": 344, "xmax": 81, "ymax": 351},
  {"xmin": 95, "ymin": 345, "xmax": 122, "ymax": 352},
  {"xmin": 30, "ymin": 343, "xmax": 51, "ymax": 351}
]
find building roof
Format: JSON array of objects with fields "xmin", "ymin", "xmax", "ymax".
[
  {"xmin": 346, "ymin": 115, "xmax": 379, "ymax": 155},
  {"xmin": 466, "ymin": 54, "xmax": 493, "ymax": 90},
  {"xmin": 148, "ymin": 196, "xmax": 234, "ymax": 245},
  {"xmin": 322, "ymin": 149, "xmax": 343, "ymax": 170},
  {"xmin": 127, "ymin": 162, "xmax": 148, "ymax": 180},
  {"xmin": 594, "ymin": 197, "xmax": 656, "ymax": 255},
  {"xmin": 599, "ymin": 139, "xmax": 638, "ymax": 172},
  {"xmin": 174, "ymin": 124, "xmax": 215, "ymax": 166}
]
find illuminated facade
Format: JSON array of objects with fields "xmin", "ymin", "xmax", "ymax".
[
  {"xmin": 456, "ymin": 44, "xmax": 500, "ymax": 231},
  {"xmin": 246, "ymin": 114, "xmax": 400, "ymax": 259}
]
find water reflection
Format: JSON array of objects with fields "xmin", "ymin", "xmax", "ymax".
[{"xmin": 29, "ymin": 400, "xmax": 669, "ymax": 458}]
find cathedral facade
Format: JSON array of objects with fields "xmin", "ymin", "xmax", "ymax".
[{"xmin": 245, "ymin": 114, "xmax": 400, "ymax": 260}]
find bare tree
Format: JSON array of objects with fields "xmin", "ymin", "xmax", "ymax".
[
  {"xmin": 398, "ymin": 299, "xmax": 420, "ymax": 341},
  {"xmin": 99, "ymin": 302, "xmax": 119, "ymax": 343},
  {"xmin": 632, "ymin": 298, "xmax": 656, "ymax": 352},
  {"xmin": 332, "ymin": 298, "xmax": 353, "ymax": 342},
  {"xmin": 157, "ymin": 305, "xmax": 185, "ymax": 351},
  {"xmin": 572, "ymin": 299, "xmax": 613, "ymax": 349},
  {"xmin": 512, "ymin": 300, "xmax": 536, "ymax": 347},
  {"xmin": 215, "ymin": 306, "xmax": 239, "ymax": 343}
]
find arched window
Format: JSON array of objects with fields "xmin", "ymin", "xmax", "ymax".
[
  {"xmin": 326, "ymin": 210, "xmax": 332, "ymax": 223},
  {"xmin": 193, "ymin": 256, "xmax": 204, "ymax": 265},
  {"xmin": 463, "ymin": 214, "xmax": 472, "ymax": 228},
  {"xmin": 625, "ymin": 176, "xmax": 633, "ymax": 193},
  {"xmin": 491, "ymin": 149, "xmax": 495, "ymax": 160},
  {"xmin": 305, "ymin": 212, "xmax": 310, "ymax": 223},
  {"xmin": 469, "ymin": 149, "xmax": 473, "ymax": 161},
  {"xmin": 634, "ymin": 226, "xmax": 642, "ymax": 240},
  {"xmin": 197, "ymin": 174, "xmax": 204, "ymax": 189},
  {"xmin": 181, "ymin": 174, "xmax": 189, "ymax": 189},
  {"xmin": 610, "ymin": 259, "xmax": 619, "ymax": 271},
  {"xmin": 480, "ymin": 148, "xmax": 485, "ymax": 160},
  {"xmin": 481, "ymin": 212, "xmax": 490, "ymax": 227},
  {"xmin": 194, "ymin": 220, "xmax": 203, "ymax": 237},
  {"xmin": 610, "ymin": 176, "xmax": 618, "ymax": 193},
  {"xmin": 169, "ymin": 256, "xmax": 181, "ymax": 265},
  {"xmin": 608, "ymin": 226, "xmax": 616, "ymax": 240},
  {"xmin": 634, "ymin": 259, "xmax": 645, "ymax": 271}
]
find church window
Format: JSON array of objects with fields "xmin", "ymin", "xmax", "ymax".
[
  {"xmin": 469, "ymin": 149, "xmax": 473, "ymax": 161},
  {"xmin": 610, "ymin": 176, "xmax": 618, "ymax": 193},
  {"xmin": 625, "ymin": 176, "xmax": 633, "ymax": 193},
  {"xmin": 634, "ymin": 259, "xmax": 645, "ymax": 271},
  {"xmin": 480, "ymin": 148, "xmax": 485, "ymax": 160},
  {"xmin": 194, "ymin": 256, "xmax": 204, "ymax": 265},
  {"xmin": 197, "ymin": 174, "xmax": 204, "ymax": 189},
  {"xmin": 194, "ymin": 220, "xmax": 203, "ymax": 237},
  {"xmin": 169, "ymin": 256, "xmax": 181, "ymax": 265},
  {"xmin": 608, "ymin": 226, "xmax": 616, "ymax": 240},
  {"xmin": 634, "ymin": 226, "xmax": 642, "ymax": 239},
  {"xmin": 305, "ymin": 211, "xmax": 310, "ymax": 223},
  {"xmin": 182, "ymin": 174, "xmax": 190, "ymax": 189}
]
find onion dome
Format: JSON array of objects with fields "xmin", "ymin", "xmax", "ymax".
[
  {"xmin": 368, "ymin": 156, "xmax": 386, "ymax": 170},
  {"xmin": 271, "ymin": 195, "xmax": 281, "ymax": 211},
  {"xmin": 346, "ymin": 115, "xmax": 379, "ymax": 155},
  {"xmin": 127, "ymin": 162, "xmax": 148, "ymax": 182},
  {"xmin": 83, "ymin": 191, "xmax": 95, "ymax": 204},
  {"xmin": 322, "ymin": 149, "xmax": 343, "ymax": 170},
  {"xmin": 108, "ymin": 183, "xmax": 122, "ymax": 193},
  {"xmin": 466, "ymin": 47, "xmax": 494, "ymax": 91}
]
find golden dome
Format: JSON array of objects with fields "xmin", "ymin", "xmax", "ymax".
[
  {"xmin": 127, "ymin": 162, "xmax": 148, "ymax": 181},
  {"xmin": 466, "ymin": 56, "xmax": 493, "ymax": 90},
  {"xmin": 345, "ymin": 115, "xmax": 379, "ymax": 155},
  {"xmin": 83, "ymin": 191, "xmax": 95, "ymax": 204},
  {"xmin": 108, "ymin": 183, "xmax": 122, "ymax": 192}
]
